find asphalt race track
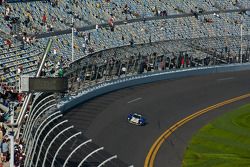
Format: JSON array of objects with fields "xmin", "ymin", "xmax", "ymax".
[{"xmin": 64, "ymin": 70, "xmax": 250, "ymax": 167}]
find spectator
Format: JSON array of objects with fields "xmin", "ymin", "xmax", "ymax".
[
  {"xmin": 84, "ymin": 34, "xmax": 89, "ymax": 45},
  {"xmin": 0, "ymin": 124, "xmax": 6, "ymax": 136},
  {"xmin": 0, "ymin": 0, "xmax": 4, "ymax": 5},
  {"xmin": 53, "ymin": 47, "xmax": 57, "ymax": 59},
  {"xmin": 14, "ymin": 139, "xmax": 25, "ymax": 166},
  {"xmin": 191, "ymin": 9, "xmax": 198, "ymax": 19},
  {"xmin": 41, "ymin": 68, "xmax": 46, "ymax": 76},
  {"xmin": 4, "ymin": 5, "xmax": 11, "ymax": 21},
  {"xmin": 88, "ymin": 46, "xmax": 94, "ymax": 53},
  {"xmin": 55, "ymin": 61, "xmax": 60, "ymax": 70},
  {"xmin": 17, "ymin": 66, "xmax": 22, "ymax": 75},
  {"xmin": 5, "ymin": 39, "xmax": 12, "ymax": 49},
  {"xmin": 213, "ymin": 13, "xmax": 221, "ymax": 18},
  {"xmin": 82, "ymin": 43, "xmax": 86, "ymax": 53},
  {"xmin": 50, "ymin": 67, "xmax": 55, "ymax": 76},
  {"xmin": 108, "ymin": 14, "xmax": 115, "ymax": 31},
  {"xmin": 58, "ymin": 68, "xmax": 64, "ymax": 77},
  {"xmin": 121, "ymin": 65, "xmax": 126, "ymax": 75},
  {"xmin": 73, "ymin": 28, "xmax": 78, "ymax": 36},
  {"xmin": 42, "ymin": 12, "xmax": 47, "ymax": 25},
  {"xmin": 1, "ymin": 138, "xmax": 9, "ymax": 162},
  {"xmin": 122, "ymin": 4, "xmax": 130, "ymax": 14},
  {"xmin": 129, "ymin": 37, "xmax": 135, "ymax": 47}
]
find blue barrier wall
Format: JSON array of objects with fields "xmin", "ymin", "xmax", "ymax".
[{"xmin": 58, "ymin": 63, "xmax": 250, "ymax": 112}]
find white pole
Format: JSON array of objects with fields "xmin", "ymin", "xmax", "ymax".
[
  {"xmin": 10, "ymin": 102, "xmax": 15, "ymax": 167},
  {"xmin": 29, "ymin": 113, "xmax": 62, "ymax": 167},
  {"xmin": 10, "ymin": 103, "xmax": 14, "ymax": 167},
  {"xmin": 9, "ymin": 130, "xmax": 14, "ymax": 167},
  {"xmin": 22, "ymin": 95, "xmax": 54, "ymax": 141},
  {"xmin": 97, "ymin": 155, "xmax": 117, "ymax": 167},
  {"xmin": 63, "ymin": 139, "xmax": 92, "ymax": 167},
  {"xmin": 34, "ymin": 120, "xmax": 68, "ymax": 167},
  {"xmin": 240, "ymin": 17, "xmax": 243, "ymax": 63},
  {"xmin": 42, "ymin": 126, "xmax": 74, "ymax": 167},
  {"xmin": 77, "ymin": 147, "xmax": 104, "ymax": 167},
  {"xmin": 51, "ymin": 132, "xmax": 82, "ymax": 167},
  {"xmin": 72, "ymin": 17, "xmax": 74, "ymax": 62}
]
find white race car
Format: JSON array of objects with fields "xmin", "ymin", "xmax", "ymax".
[{"xmin": 127, "ymin": 113, "xmax": 145, "ymax": 125}]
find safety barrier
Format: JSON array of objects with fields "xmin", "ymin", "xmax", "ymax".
[
  {"xmin": 22, "ymin": 92, "xmax": 128, "ymax": 167},
  {"xmin": 58, "ymin": 63, "xmax": 250, "ymax": 112}
]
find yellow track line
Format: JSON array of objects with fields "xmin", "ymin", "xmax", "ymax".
[{"xmin": 144, "ymin": 93, "xmax": 250, "ymax": 167}]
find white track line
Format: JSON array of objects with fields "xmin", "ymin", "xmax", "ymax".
[
  {"xmin": 217, "ymin": 77, "xmax": 235, "ymax": 81},
  {"xmin": 128, "ymin": 97, "xmax": 142, "ymax": 104}
]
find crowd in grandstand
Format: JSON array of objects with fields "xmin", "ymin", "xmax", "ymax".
[
  {"xmin": 14, "ymin": 139, "xmax": 25, "ymax": 167},
  {"xmin": 0, "ymin": 82, "xmax": 26, "ymax": 166},
  {"xmin": 0, "ymin": 0, "xmax": 249, "ymax": 85},
  {"xmin": 0, "ymin": 119, "xmax": 27, "ymax": 166}
]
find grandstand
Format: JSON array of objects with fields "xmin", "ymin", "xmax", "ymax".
[{"xmin": 0, "ymin": 0, "xmax": 249, "ymax": 166}]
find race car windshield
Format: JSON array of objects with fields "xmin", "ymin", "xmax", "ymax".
[{"xmin": 133, "ymin": 115, "xmax": 141, "ymax": 119}]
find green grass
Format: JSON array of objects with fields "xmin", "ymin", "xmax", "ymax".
[{"xmin": 182, "ymin": 104, "xmax": 250, "ymax": 167}]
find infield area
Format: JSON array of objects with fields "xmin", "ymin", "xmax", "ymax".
[{"xmin": 183, "ymin": 104, "xmax": 250, "ymax": 167}]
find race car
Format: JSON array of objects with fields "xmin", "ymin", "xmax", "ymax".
[{"xmin": 127, "ymin": 113, "xmax": 145, "ymax": 125}]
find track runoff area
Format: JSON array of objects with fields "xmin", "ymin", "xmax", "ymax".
[
  {"xmin": 144, "ymin": 94, "xmax": 250, "ymax": 167},
  {"xmin": 182, "ymin": 103, "xmax": 250, "ymax": 167}
]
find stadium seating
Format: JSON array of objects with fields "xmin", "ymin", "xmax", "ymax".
[
  {"xmin": 0, "ymin": 0, "xmax": 250, "ymax": 117},
  {"xmin": 1, "ymin": 9, "xmax": 250, "ymax": 84}
]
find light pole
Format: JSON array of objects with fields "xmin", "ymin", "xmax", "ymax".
[
  {"xmin": 9, "ymin": 101, "xmax": 18, "ymax": 167},
  {"xmin": 72, "ymin": 17, "xmax": 74, "ymax": 62},
  {"xmin": 240, "ymin": 14, "xmax": 243, "ymax": 63}
]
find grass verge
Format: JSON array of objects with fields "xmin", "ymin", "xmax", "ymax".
[{"xmin": 182, "ymin": 104, "xmax": 250, "ymax": 167}]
